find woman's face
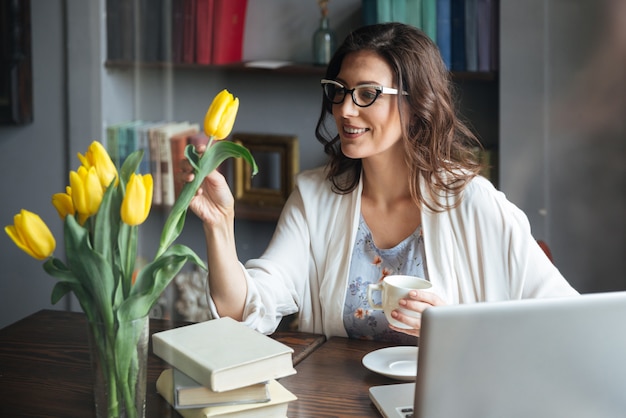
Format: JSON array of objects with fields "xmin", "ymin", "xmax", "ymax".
[{"xmin": 332, "ymin": 50, "xmax": 405, "ymax": 162}]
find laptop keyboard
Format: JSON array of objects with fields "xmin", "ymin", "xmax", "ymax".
[{"xmin": 396, "ymin": 406, "xmax": 414, "ymax": 417}]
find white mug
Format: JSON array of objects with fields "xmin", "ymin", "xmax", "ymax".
[{"xmin": 367, "ymin": 275, "xmax": 432, "ymax": 329}]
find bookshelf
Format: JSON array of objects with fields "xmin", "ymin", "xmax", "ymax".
[{"xmin": 103, "ymin": 0, "xmax": 500, "ymax": 221}]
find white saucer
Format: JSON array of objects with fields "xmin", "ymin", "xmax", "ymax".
[{"xmin": 362, "ymin": 346, "xmax": 418, "ymax": 381}]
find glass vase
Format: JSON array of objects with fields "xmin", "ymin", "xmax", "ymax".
[
  {"xmin": 87, "ymin": 315, "xmax": 149, "ymax": 418},
  {"xmin": 312, "ymin": 16, "xmax": 336, "ymax": 66}
]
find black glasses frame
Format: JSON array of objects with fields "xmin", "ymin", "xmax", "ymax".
[{"xmin": 320, "ymin": 79, "xmax": 407, "ymax": 108}]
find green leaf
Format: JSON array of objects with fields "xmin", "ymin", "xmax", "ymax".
[
  {"xmin": 44, "ymin": 258, "xmax": 98, "ymax": 323},
  {"xmin": 64, "ymin": 215, "xmax": 116, "ymax": 325},
  {"xmin": 51, "ymin": 282, "xmax": 72, "ymax": 304},
  {"xmin": 93, "ymin": 184, "xmax": 118, "ymax": 264},
  {"xmin": 118, "ymin": 245, "xmax": 205, "ymax": 321},
  {"xmin": 119, "ymin": 149, "xmax": 144, "ymax": 184},
  {"xmin": 117, "ymin": 223, "xmax": 137, "ymax": 298}
]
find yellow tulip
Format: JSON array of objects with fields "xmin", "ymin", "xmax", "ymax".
[
  {"xmin": 5, "ymin": 209, "xmax": 56, "ymax": 260},
  {"xmin": 70, "ymin": 166, "xmax": 103, "ymax": 222},
  {"xmin": 121, "ymin": 173, "xmax": 153, "ymax": 226},
  {"xmin": 204, "ymin": 89, "xmax": 239, "ymax": 140},
  {"xmin": 51, "ymin": 186, "xmax": 75, "ymax": 219},
  {"xmin": 77, "ymin": 141, "xmax": 118, "ymax": 188}
]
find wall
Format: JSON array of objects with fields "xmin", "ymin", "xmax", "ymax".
[
  {"xmin": 500, "ymin": 0, "xmax": 625, "ymax": 292},
  {"xmin": 0, "ymin": 0, "xmax": 69, "ymax": 329}
]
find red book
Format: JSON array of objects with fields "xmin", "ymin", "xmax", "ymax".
[
  {"xmin": 171, "ymin": 0, "xmax": 185, "ymax": 63},
  {"xmin": 182, "ymin": 0, "xmax": 197, "ymax": 63},
  {"xmin": 170, "ymin": 127, "xmax": 199, "ymax": 201},
  {"xmin": 211, "ymin": 0, "xmax": 248, "ymax": 65},
  {"xmin": 195, "ymin": 0, "xmax": 214, "ymax": 65}
]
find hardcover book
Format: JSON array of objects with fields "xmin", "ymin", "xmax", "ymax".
[
  {"xmin": 157, "ymin": 368, "xmax": 270, "ymax": 409},
  {"xmin": 157, "ymin": 377, "xmax": 296, "ymax": 417},
  {"xmin": 183, "ymin": 0, "xmax": 197, "ymax": 63},
  {"xmin": 171, "ymin": 0, "xmax": 186, "ymax": 63},
  {"xmin": 436, "ymin": 0, "xmax": 452, "ymax": 69},
  {"xmin": 405, "ymin": 0, "xmax": 423, "ymax": 29},
  {"xmin": 170, "ymin": 127, "xmax": 200, "ymax": 201},
  {"xmin": 147, "ymin": 122, "xmax": 169, "ymax": 206},
  {"xmin": 422, "ymin": 0, "xmax": 437, "ymax": 41},
  {"xmin": 450, "ymin": 0, "xmax": 466, "ymax": 71},
  {"xmin": 156, "ymin": 122, "xmax": 196, "ymax": 207},
  {"xmin": 195, "ymin": 0, "xmax": 215, "ymax": 64},
  {"xmin": 152, "ymin": 317, "xmax": 296, "ymax": 392},
  {"xmin": 464, "ymin": 0, "xmax": 478, "ymax": 71},
  {"xmin": 477, "ymin": 0, "xmax": 494, "ymax": 71},
  {"xmin": 211, "ymin": 0, "xmax": 248, "ymax": 65}
]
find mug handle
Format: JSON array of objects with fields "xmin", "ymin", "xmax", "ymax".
[{"xmin": 367, "ymin": 283, "xmax": 383, "ymax": 310}]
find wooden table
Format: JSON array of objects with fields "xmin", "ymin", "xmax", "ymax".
[
  {"xmin": 0, "ymin": 310, "xmax": 402, "ymax": 417},
  {"xmin": 281, "ymin": 337, "xmax": 398, "ymax": 417}
]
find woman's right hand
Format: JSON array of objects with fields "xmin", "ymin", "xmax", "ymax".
[{"xmin": 180, "ymin": 144, "xmax": 235, "ymax": 227}]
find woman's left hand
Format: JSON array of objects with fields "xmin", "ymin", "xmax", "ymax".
[{"xmin": 389, "ymin": 289, "xmax": 447, "ymax": 337}]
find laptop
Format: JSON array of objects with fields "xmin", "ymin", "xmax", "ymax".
[{"xmin": 369, "ymin": 291, "xmax": 626, "ymax": 418}]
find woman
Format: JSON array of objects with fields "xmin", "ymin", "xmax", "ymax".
[{"xmin": 183, "ymin": 23, "xmax": 578, "ymax": 341}]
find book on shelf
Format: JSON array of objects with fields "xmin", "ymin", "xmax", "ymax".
[
  {"xmin": 170, "ymin": 127, "xmax": 200, "ymax": 201},
  {"xmin": 105, "ymin": 0, "xmax": 136, "ymax": 61},
  {"xmin": 436, "ymin": 0, "xmax": 452, "ymax": 69},
  {"xmin": 450, "ymin": 0, "xmax": 466, "ymax": 71},
  {"xmin": 405, "ymin": 0, "xmax": 423, "ymax": 29},
  {"xmin": 136, "ymin": 121, "xmax": 164, "ymax": 175},
  {"xmin": 171, "ymin": 0, "xmax": 186, "ymax": 63},
  {"xmin": 155, "ymin": 122, "xmax": 197, "ymax": 207},
  {"xmin": 152, "ymin": 316, "xmax": 296, "ymax": 392},
  {"xmin": 138, "ymin": 0, "xmax": 164, "ymax": 62},
  {"xmin": 105, "ymin": 0, "xmax": 122, "ymax": 61},
  {"xmin": 157, "ymin": 376, "xmax": 296, "ymax": 418},
  {"xmin": 489, "ymin": 0, "xmax": 499, "ymax": 71},
  {"xmin": 147, "ymin": 122, "xmax": 170, "ymax": 206},
  {"xmin": 375, "ymin": 0, "xmax": 392, "ymax": 23},
  {"xmin": 477, "ymin": 0, "xmax": 494, "ymax": 72},
  {"xmin": 464, "ymin": 0, "xmax": 478, "ymax": 71},
  {"xmin": 211, "ymin": 0, "xmax": 248, "ymax": 65},
  {"xmin": 195, "ymin": 0, "xmax": 215, "ymax": 64},
  {"xmin": 118, "ymin": 120, "xmax": 144, "ymax": 167},
  {"xmin": 361, "ymin": 0, "xmax": 378, "ymax": 26},
  {"xmin": 157, "ymin": 368, "xmax": 270, "ymax": 409},
  {"xmin": 183, "ymin": 0, "xmax": 197, "ymax": 63},
  {"xmin": 421, "ymin": 0, "xmax": 437, "ymax": 41}
]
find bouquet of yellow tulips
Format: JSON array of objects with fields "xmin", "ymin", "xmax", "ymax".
[{"xmin": 5, "ymin": 89, "xmax": 257, "ymax": 418}]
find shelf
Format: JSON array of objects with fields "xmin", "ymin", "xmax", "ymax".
[
  {"xmin": 105, "ymin": 60, "xmax": 497, "ymax": 82},
  {"xmin": 105, "ymin": 60, "xmax": 328, "ymax": 76}
]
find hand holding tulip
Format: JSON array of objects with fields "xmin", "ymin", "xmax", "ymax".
[{"xmin": 181, "ymin": 150, "xmax": 235, "ymax": 228}]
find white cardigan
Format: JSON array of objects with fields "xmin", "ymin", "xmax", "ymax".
[{"xmin": 207, "ymin": 167, "xmax": 578, "ymax": 337}]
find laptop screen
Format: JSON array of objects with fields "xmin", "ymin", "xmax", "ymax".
[{"xmin": 371, "ymin": 292, "xmax": 626, "ymax": 418}]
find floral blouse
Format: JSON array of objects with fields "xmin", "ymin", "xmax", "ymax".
[{"xmin": 343, "ymin": 214, "xmax": 428, "ymax": 344}]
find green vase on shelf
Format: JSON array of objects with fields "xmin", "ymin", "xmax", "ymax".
[{"xmin": 312, "ymin": 16, "xmax": 335, "ymax": 66}]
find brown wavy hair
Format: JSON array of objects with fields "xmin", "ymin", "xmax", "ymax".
[{"xmin": 314, "ymin": 22, "xmax": 482, "ymax": 211}]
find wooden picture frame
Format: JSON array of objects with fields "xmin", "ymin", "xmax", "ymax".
[
  {"xmin": 0, "ymin": 0, "xmax": 33, "ymax": 125},
  {"xmin": 232, "ymin": 133, "xmax": 299, "ymax": 218}
]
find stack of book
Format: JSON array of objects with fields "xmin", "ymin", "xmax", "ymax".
[
  {"xmin": 106, "ymin": 0, "xmax": 248, "ymax": 65},
  {"xmin": 362, "ymin": 0, "xmax": 499, "ymax": 72},
  {"xmin": 153, "ymin": 317, "xmax": 297, "ymax": 417}
]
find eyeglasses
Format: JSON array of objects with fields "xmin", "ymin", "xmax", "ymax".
[{"xmin": 320, "ymin": 79, "xmax": 408, "ymax": 108}]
